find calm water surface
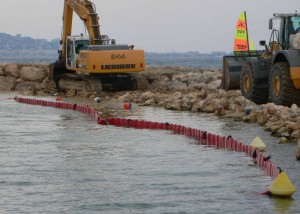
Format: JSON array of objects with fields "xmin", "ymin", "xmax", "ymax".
[{"xmin": 0, "ymin": 93, "xmax": 299, "ymax": 214}]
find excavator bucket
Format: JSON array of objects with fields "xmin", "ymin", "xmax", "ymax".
[{"xmin": 220, "ymin": 55, "xmax": 244, "ymax": 90}]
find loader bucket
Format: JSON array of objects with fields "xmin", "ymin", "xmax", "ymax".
[{"xmin": 220, "ymin": 56, "xmax": 244, "ymax": 90}]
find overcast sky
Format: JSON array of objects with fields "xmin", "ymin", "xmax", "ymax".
[{"xmin": 0, "ymin": 0, "xmax": 299, "ymax": 52}]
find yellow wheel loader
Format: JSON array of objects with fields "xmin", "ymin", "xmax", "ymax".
[{"xmin": 221, "ymin": 13, "xmax": 300, "ymax": 106}]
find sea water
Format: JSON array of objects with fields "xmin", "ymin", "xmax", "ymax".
[{"xmin": 0, "ymin": 93, "xmax": 299, "ymax": 213}]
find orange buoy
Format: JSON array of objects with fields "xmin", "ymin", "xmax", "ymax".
[
  {"xmin": 56, "ymin": 96, "xmax": 62, "ymax": 102},
  {"xmin": 123, "ymin": 102, "xmax": 131, "ymax": 110}
]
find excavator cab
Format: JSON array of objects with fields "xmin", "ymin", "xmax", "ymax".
[{"xmin": 66, "ymin": 36, "xmax": 89, "ymax": 68}]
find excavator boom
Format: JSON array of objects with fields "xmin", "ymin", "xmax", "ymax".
[{"xmin": 60, "ymin": 0, "xmax": 102, "ymax": 62}]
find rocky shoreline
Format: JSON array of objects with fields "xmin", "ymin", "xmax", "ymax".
[{"xmin": 1, "ymin": 63, "xmax": 300, "ymax": 148}]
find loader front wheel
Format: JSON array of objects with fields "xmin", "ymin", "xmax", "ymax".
[
  {"xmin": 269, "ymin": 62, "xmax": 300, "ymax": 106},
  {"xmin": 240, "ymin": 63, "xmax": 269, "ymax": 104}
]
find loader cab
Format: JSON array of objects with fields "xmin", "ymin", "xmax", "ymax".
[
  {"xmin": 66, "ymin": 36, "xmax": 90, "ymax": 68},
  {"xmin": 270, "ymin": 13, "xmax": 300, "ymax": 50}
]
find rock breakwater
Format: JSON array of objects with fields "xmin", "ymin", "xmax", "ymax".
[
  {"xmin": 1, "ymin": 63, "xmax": 300, "ymax": 145},
  {"xmin": 0, "ymin": 63, "xmax": 56, "ymax": 96}
]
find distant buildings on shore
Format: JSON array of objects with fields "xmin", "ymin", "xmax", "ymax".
[
  {"xmin": 0, "ymin": 32, "xmax": 227, "ymax": 65},
  {"xmin": 146, "ymin": 51, "xmax": 227, "ymax": 58}
]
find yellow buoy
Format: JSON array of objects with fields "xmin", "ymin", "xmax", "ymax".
[
  {"xmin": 250, "ymin": 136, "xmax": 266, "ymax": 151},
  {"xmin": 269, "ymin": 171, "xmax": 296, "ymax": 197}
]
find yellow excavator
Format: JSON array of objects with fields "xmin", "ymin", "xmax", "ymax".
[{"xmin": 50, "ymin": 0, "xmax": 147, "ymax": 94}]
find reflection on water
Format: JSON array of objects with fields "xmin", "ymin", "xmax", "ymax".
[
  {"xmin": 0, "ymin": 93, "xmax": 299, "ymax": 213},
  {"xmin": 272, "ymin": 196, "xmax": 294, "ymax": 213}
]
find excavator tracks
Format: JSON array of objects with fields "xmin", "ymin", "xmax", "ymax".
[
  {"xmin": 84, "ymin": 76, "xmax": 103, "ymax": 93},
  {"xmin": 129, "ymin": 73, "xmax": 149, "ymax": 90},
  {"xmin": 57, "ymin": 73, "xmax": 102, "ymax": 94},
  {"xmin": 56, "ymin": 72, "xmax": 149, "ymax": 94}
]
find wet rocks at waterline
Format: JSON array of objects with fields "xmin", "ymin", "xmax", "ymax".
[{"xmin": 1, "ymin": 64, "xmax": 300, "ymax": 143}]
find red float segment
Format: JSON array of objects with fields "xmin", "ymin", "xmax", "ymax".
[
  {"xmin": 167, "ymin": 123, "xmax": 174, "ymax": 131},
  {"xmin": 129, "ymin": 119, "xmax": 138, "ymax": 128},
  {"xmin": 106, "ymin": 118, "xmax": 115, "ymax": 125},
  {"xmin": 156, "ymin": 122, "xmax": 165, "ymax": 130},
  {"xmin": 185, "ymin": 127, "xmax": 192, "ymax": 137},
  {"xmin": 14, "ymin": 96, "xmax": 280, "ymax": 179}
]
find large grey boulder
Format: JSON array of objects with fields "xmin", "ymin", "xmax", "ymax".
[
  {"xmin": 206, "ymin": 79, "xmax": 221, "ymax": 90},
  {"xmin": 0, "ymin": 76, "xmax": 16, "ymax": 91},
  {"xmin": 15, "ymin": 81, "xmax": 41, "ymax": 91},
  {"xmin": 139, "ymin": 91, "xmax": 155, "ymax": 102},
  {"xmin": 168, "ymin": 79, "xmax": 188, "ymax": 91},
  {"xmin": 4, "ymin": 64, "xmax": 19, "ymax": 78},
  {"xmin": 19, "ymin": 66, "xmax": 47, "ymax": 82},
  {"xmin": 117, "ymin": 92, "xmax": 131, "ymax": 102}
]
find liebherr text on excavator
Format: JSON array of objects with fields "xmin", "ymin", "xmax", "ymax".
[{"xmin": 50, "ymin": 0, "xmax": 148, "ymax": 94}]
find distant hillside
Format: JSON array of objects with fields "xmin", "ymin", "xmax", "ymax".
[
  {"xmin": 0, "ymin": 32, "xmax": 60, "ymax": 50},
  {"xmin": 0, "ymin": 32, "xmax": 225, "ymax": 68},
  {"xmin": 0, "ymin": 33, "xmax": 59, "ymax": 63}
]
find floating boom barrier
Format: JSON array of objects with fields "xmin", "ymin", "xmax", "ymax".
[{"xmin": 13, "ymin": 96, "xmax": 296, "ymax": 197}]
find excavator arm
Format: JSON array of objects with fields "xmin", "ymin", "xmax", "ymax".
[{"xmin": 60, "ymin": 0, "xmax": 102, "ymax": 62}]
